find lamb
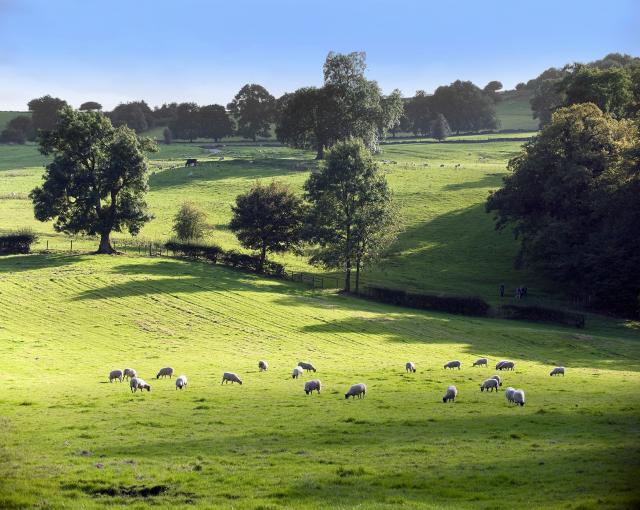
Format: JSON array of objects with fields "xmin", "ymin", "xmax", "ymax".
[
  {"xmin": 130, "ymin": 377, "xmax": 151, "ymax": 393},
  {"xmin": 405, "ymin": 362, "xmax": 416, "ymax": 373},
  {"xmin": 550, "ymin": 366, "xmax": 565, "ymax": 376},
  {"xmin": 175, "ymin": 375, "xmax": 188, "ymax": 390},
  {"xmin": 443, "ymin": 360, "xmax": 461, "ymax": 370},
  {"xmin": 490, "ymin": 374, "xmax": 502, "ymax": 386},
  {"xmin": 344, "ymin": 383, "xmax": 366, "ymax": 399},
  {"xmin": 109, "ymin": 369, "xmax": 123, "ymax": 383},
  {"xmin": 292, "ymin": 366, "xmax": 303, "ymax": 379},
  {"xmin": 222, "ymin": 372, "xmax": 243, "ymax": 385},
  {"xmin": 258, "ymin": 360, "xmax": 268, "ymax": 372},
  {"xmin": 156, "ymin": 367, "xmax": 174, "ymax": 379},
  {"xmin": 497, "ymin": 361, "xmax": 515, "ymax": 371},
  {"xmin": 513, "ymin": 389, "xmax": 525, "ymax": 406},
  {"xmin": 304, "ymin": 379, "xmax": 321, "ymax": 395},
  {"xmin": 442, "ymin": 385, "xmax": 457, "ymax": 403},
  {"xmin": 123, "ymin": 368, "xmax": 136, "ymax": 381},
  {"xmin": 480, "ymin": 378, "xmax": 499, "ymax": 392},
  {"xmin": 505, "ymin": 386, "xmax": 516, "ymax": 404},
  {"xmin": 298, "ymin": 361, "xmax": 317, "ymax": 373},
  {"xmin": 473, "ymin": 358, "xmax": 488, "ymax": 367}
]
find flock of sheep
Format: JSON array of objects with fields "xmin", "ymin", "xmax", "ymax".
[{"xmin": 108, "ymin": 357, "xmax": 565, "ymax": 405}]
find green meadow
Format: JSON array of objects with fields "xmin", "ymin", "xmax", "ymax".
[{"xmin": 0, "ymin": 254, "xmax": 638, "ymax": 509}]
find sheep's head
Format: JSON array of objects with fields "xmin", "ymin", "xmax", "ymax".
[
  {"xmin": 442, "ymin": 396, "xmax": 447, "ymax": 402},
  {"xmin": 344, "ymin": 394, "xmax": 349, "ymax": 399}
]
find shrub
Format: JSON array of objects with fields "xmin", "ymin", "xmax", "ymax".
[
  {"xmin": 172, "ymin": 202, "xmax": 208, "ymax": 241},
  {"xmin": 360, "ymin": 286, "xmax": 490, "ymax": 317},
  {"xmin": 165, "ymin": 240, "xmax": 223, "ymax": 263},
  {"xmin": 0, "ymin": 230, "xmax": 39, "ymax": 254},
  {"xmin": 501, "ymin": 305, "xmax": 585, "ymax": 328},
  {"xmin": 221, "ymin": 250, "xmax": 261, "ymax": 272}
]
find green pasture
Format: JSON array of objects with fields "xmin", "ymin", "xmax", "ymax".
[{"xmin": 0, "ymin": 254, "xmax": 638, "ymax": 509}]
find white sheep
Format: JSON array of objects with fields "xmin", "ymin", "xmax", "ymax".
[
  {"xmin": 480, "ymin": 378, "xmax": 499, "ymax": 392},
  {"xmin": 109, "ymin": 369, "xmax": 123, "ymax": 383},
  {"xmin": 513, "ymin": 389, "xmax": 525, "ymax": 406},
  {"xmin": 344, "ymin": 383, "xmax": 366, "ymax": 399},
  {"xmin": 405, "ymin": 362, "xmax": 416, "ymax": 373},
  {"xmin": 123, "ymin": 368, "xmax": 136, "ymax": 381},
  {"xmin": 505, "ymin": 386, "xmax": 516, "ymax": 404},
  {"xmin": 442, "ymin": 385, "xmax": 457, "ymax": 403},
  {"xmin": 258, "ymin": 360, "xmax": 268, "ymax": 371},
  {"xmin": 304, "ymin": 379, "xmax": 321, "ymax": 395},
  {"xmin": 490, "ymin": 374, "xmax": 502, "ymax": 386},
  {"xmin": 130, "ymin": 377, "xmax": 150, "ymax": 393},
  {"xmin": 175, "ymin": 375, "xmax": 188, "ymax": 390},
  {"xmin": 550, "ymin": 366, "xmax": 565, "ymax": 376},
  {"xmin": 292, "ymin": 366, "xmax": 303, "ymax": 379},
  {"xmin": 298, "ymin": 361, "xmax": 317, "ymax": 373},
  {"xmin": 497, "ymin": 361, "xmax": 515, "ymax": 371},
  {"xmin": 222, "ymin": 372, "xmax": 243, "ymax": 385},
  {"xmin": 443, "ymin": 360, "xmax": 461, "ymax": 370},
  {"xmin": 156, "ymin": 367, "xmax": 174, "ymax": 379},
  {"xmin": 473, "ymin": 358, "xmax": 488, "ymax": 367}
]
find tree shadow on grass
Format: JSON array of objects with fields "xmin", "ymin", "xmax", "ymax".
[
  {"xmin": 149, "ymin": 158, "xmax": 314, "ymax": 192},
  {"xmin": 442, "ymin": 173, "xmax": 506, "ymax": 191},
  {"xmin": 0, "ymin": 253, "xmax": 87, "ymax": 273}
]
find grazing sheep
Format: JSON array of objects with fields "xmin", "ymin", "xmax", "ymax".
[
  {"xmin": 405, "ymin": 362, "xmax": 416, "ymax": 373},
  {"xmin": 497, "ymin": 361, "xmax": 515, "ymax": 371},
  {"xmin": 292, "ymin": 366, "xmax": 303, "ymax": 379},
  {"xmin": 550, "ymin": 366, "xmax": 565, "ymax": 376},
  {"xmin": 505, "ymin": 386, "xmax": 516, "ymax": 404},
  {"xmin": 258, "ymin": 360, "xmax": 268, "ymax": 372},
  {"xmin": 175, "ymin": 375, "xmax": 188, "ymax": 390},
  {"xmin": 443, "ymin": 360, "xmax": 461, "ymax": 370},
  {"xmin": 495, "ymin": 360, "xmax": 507, "ymax": 370},
  {"xmin": 222, "ymin": 372, "xmax": 243, "ymax": 385},
  {"xmin": 156, "ymin": 367, "xmax": 174, "ymax": 379},
  {"xmin": 473, "ymin": 358, "xmax": 488, "ymax": 367},
  {"xmin": 304, "ymin": 379, "xmax": 321, "ymax": 395},
  {"xmin": 344, "ymin": 383, "xmax": 366, "ymax": 399},
  {"xmin": 109, "ymin": 369, "xmax": 123, "ymax": 383},
  {"xmin": 513, "ymin": 389, "xmax": 525, "ymax": 406},
  {"xmin": 442, "ymin": 385, "xmax": 457, "ymax": 403},
  {"xmin": 130, "ymin": 377, "xmax": 151, "ymax": 393},
  {"xmin": 480, "ymin": 378, "xmax": 499, "ymax": 392},
  {"xmin": 298, "ymin": 361, "xmax": 317, "ymax": 373},
  {"xmin": 490, "ymin": 374, "xmax": 503, "ymax": 386},
  {"xmin": 123, "ymin": 368, "xmax": 136, "ymax": 381}
]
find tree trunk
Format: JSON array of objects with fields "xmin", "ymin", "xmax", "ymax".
[
  {"xmin": 355, "ymin": 256, "xmax": 361, "ymax": 294},
  {"xmin": 316, "ymin": 145, "xmax": 325, "ymax": 160},
  {"xmin": 96, "ymin": 231, "xmax": 116, "ymax": 254},
  {"xmin": 258, "ymin": 243, "xmax": 267, "ymax": 273}
]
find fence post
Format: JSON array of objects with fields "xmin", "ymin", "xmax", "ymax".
[
  {"xmin": 46, "ymin": 240, "xmax": 48, "ymax": 251},
  {"xmin": 70, "ymin": 240, "xmax": 73, "ymax": 252}
]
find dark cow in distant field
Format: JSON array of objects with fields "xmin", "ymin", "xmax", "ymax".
[{"xmin": 185, "ymin": 159, "xmax": 198, "ymax": 167}]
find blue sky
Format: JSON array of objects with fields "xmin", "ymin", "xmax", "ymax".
[{"xmin": 0, "ymin": 0, "xmax": 638, "ymax": 110}]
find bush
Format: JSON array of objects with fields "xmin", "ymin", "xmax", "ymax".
[
  {"xmin": 0, "ymin": 127, "xmax": 26, "ymax": 144},
  {"xmin": 360, "ymin": 286, "xmax": 490, "ymax": 317},
  {"xmin": 0, "ymin": 230, "xmax": 38, "ymax": 254},
  {"xmin": 165, "ymin": 240, "xmax": 223, "ymax": 263},
  {"xmin": 221, "ymin": 250, "xmax": 261, "ymax": 271},
  {"xmin": 501, "ymin": 305, "xmax": 585, "ymax": 328},
  {"xmin": 172, "ymin": 202, "xmax": 208, "ymax": 241}
]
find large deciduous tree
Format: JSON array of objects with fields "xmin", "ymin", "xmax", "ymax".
[
  {"xmin": 172, "ymin": 202, "xmax": 208, "ymax": 241},
  {"xmin": 30, "ymin": 107, "xmax": 157, "ymax": 254},
  {"xmin": 199, "ymin": 104, "xmax": 233, "ymax": 141},
  {"xmin": 1, "ymin": 115, "xmax": 33, "ymax": 144},
  {"xmin": 431, "ymin": 80, "xmax": 498, "ymax": 134},
  {"xmin": 405, "ymin": 90, "xmax": 433, "ymax": 136},
  {"xmin": 27, "ymin": 95, "xmax": 68, "ymax": 134},
  {"xmin": 430, "ymin": 113, "xmax": 451, "ymax": 141},
  {"xmin": 169, "ymin": 102, "xmax": 200, "ymax": 142},
  {"xmin": 486, "ymin": 103, "xmax": 640, "ymax": 316},
  {"xmin": 80, "ymin": 101, "xmax": 102, "ymax": 111},
  {"xmin": 110, "ymin": 100, "xmax": 155, "ymax": 133},
  {"xmin": 304, "ymin": 139, "xmax": 396, "ymax": 292},
  {"xmin": 227, "ymin": 84, "xmax": 275, "ymax": 141},
  {"xmin": 378, "ymin": 89, "xmax": 404, "ymax": 139},
  {"xmin": 230, "ymin": 181, "xmax": 306, "ymax": 272}
]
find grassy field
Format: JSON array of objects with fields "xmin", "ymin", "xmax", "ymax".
[
  {"xmin": 494, "ymin": 92, "xmax": 539, "ymax": 132},
  {"xmin": 0, "ymin": 254, "xmax": 638, "ymax": 509},
  {"xmin": 0, "ymin": 136, "xmax": 555, "ymax": 308}
]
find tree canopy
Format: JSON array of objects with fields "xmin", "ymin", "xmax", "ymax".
[
  {"xmin": 227, "ymin": 84, "xmax": 275, "ymax": 141},
  {"xmin": 431, "ymin": 80, "xmax": 498, "ymax": 133},
  {"xmin": 110, "ymin": 100, "xmax": 154, "ymax": 133},
  {"xmin": 199, "ymin": 104, "xmax": 234, "ymax": 141},
  {"xmin": 486, "ymin": 103, "xmax": 639, "ymax": 316},
  {"xmin": 79, "ymin": 101, "xmax": 102, "ymax": 111},
  {"xmin": 27, "ymin": 95, "xmax": 68, "ymax": 134},
  {"xmin": 169, "ymin": 102, "xmax": 200, "ymax": 142},
  {"xmin": 30, "ymin": 107, "xmax": 157, "ymax": 253},
  {"xmin": 230, "ymin": 181, "xmax": 306, "ymax": 271}
]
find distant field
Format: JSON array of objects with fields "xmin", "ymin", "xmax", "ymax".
[
  {"xmin": 495, "ymin": 92, "xmax": 538, "ymax": 131},
  {"xmin": 0, "ymin": 137, "xmax": 556, "ymax": 307},
  {"xmin": 0, "ymin": 254, "xmax": 638, "ymax": 509},
  {"xmin": 0, "ymin": 111, "xmax": 30, "ymax": 130}
]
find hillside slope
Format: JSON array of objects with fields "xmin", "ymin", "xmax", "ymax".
[{"xmin": 0, "ymin": 254, "xmax": 638, "ymax": 509}]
